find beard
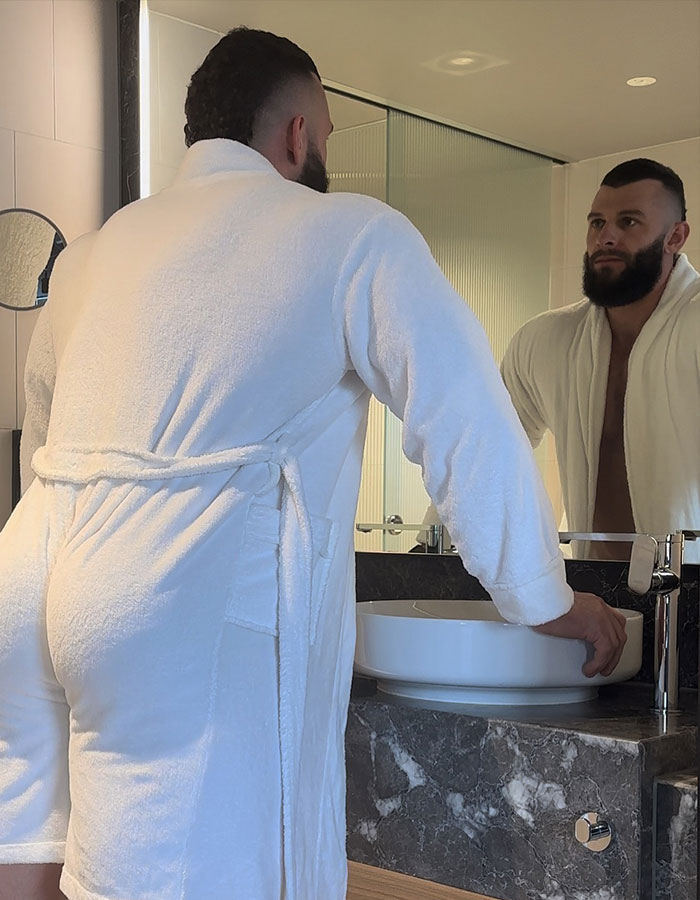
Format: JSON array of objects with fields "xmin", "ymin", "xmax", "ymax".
[
  {"xmin": 582, "ymin": 235, "xmax": 666, "ymax": 308},
  {"xmin": 296, "ymin": 142, "xmax": 329, "ymax": 194}
]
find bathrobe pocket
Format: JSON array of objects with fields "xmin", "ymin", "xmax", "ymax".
[{"xmin": 225, "ymin": 501, "xmax": 337, "ymax": 640}]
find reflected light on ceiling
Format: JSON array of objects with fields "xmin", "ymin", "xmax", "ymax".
[{"xmin": 423, "ymin": 50, "xmax": 508, "ymax": 77}]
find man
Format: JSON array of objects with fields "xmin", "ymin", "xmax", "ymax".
[
  {"xmin": 0, "ymin": 28, "xmax": 625, "ymax": 900},
  {"xmin": 501, "ymin": 159, "xmax": 698, "ymax": 560}
]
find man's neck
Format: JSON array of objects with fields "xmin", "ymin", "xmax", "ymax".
[{"xmin": 605, "ymin": 265, "xmax": 674, "ymax": 352}]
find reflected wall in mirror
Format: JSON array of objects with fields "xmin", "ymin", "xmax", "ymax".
[
  {"xmin": 133, "ymin": 2, "xmax": 700, "ymax": 560},
  {"xmin": 503, "ymin": 160, "xmax": 700, "ymax": 562},
  {"xmin": 0, "ymin": 209, "xmax": 67, "ymax": 311},
  {"xmin": 424, "ymin": 157, "xmax": 700, "ymax": 562}
]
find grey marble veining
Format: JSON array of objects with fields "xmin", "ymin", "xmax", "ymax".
[
  {"xmin": 345, "ymin": 681, "xmax": 696, "ymax": 900},
  {"xmin": 117, "ymin": 0, "xmax": 140, "ymax": 208},
  {"xmin": 654, "ymin": 773, "xmax": 697, "ymax": 900},
  {"xmin": 356, "ymin": 553, "xmax": 700, "ymax": 689}
]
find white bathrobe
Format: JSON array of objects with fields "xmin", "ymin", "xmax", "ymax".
[
  {"xmin": 0, "ymin": 139, "xmax": 572, "ymax": 900},
  {"xmin": 501, "ymin": 254, "xmax": 700, "ymax": 561}
]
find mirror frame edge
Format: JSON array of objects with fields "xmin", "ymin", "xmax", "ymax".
[
  {"xmin": 117, "ymin": 0, "xmax": 141, "ymax": 209},
  {"xmin": 0, "ymin": 207, "xmax": 68, "ymax": 312}
]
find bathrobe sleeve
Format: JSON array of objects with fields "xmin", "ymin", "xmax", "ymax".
[
  {"xmin": 500, "ymin": 324, "xmax": 548, "ymax": 449},
  {"xmin": 20, "ymin": 306, "xmax": 55, "ymax": 492},
  {"xmin": 339, "ymin": 209, "xmax": 572, "ymax": 625}
]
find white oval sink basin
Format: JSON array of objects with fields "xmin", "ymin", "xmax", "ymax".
[{"xmin": 354, "ymin": 600, "xmax": 643, "ymax": 705}]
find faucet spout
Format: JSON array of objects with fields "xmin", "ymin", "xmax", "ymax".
[{"xmin": 559, "ymin": 530, "xmax": 695, "ymax": 713}]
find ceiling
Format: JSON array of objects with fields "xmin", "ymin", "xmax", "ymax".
[{"xmin": 150, "ymin": 0, "xmax": 700, "ymax": 162}]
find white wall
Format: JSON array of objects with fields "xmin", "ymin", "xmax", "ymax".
[{"xmin": 0, "ymin": 0, "xmax": 120, "ymax": 527}]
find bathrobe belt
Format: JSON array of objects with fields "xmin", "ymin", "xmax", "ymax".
[{"xmin": 32, "ymin": 440, "xmax": 318, "ymax": 899}]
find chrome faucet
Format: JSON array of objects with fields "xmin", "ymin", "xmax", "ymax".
[{"xmin": 559, "ymin": 530, "xmax": 698, "ymax": 713}]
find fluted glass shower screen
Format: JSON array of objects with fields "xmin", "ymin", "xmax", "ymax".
[{"xmin": 327, "ymin": 98, "xmax": 553, "ymax": 551}]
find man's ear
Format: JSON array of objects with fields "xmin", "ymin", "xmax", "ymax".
[
  {"xmin": 666, "ymin": 220, "xmax": 690, "ymax": 255},
  {"xmin": 286, "ymin": 114, "xmax": 307, "ymax": 166}
]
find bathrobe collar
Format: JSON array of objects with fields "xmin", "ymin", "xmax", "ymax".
[
  {"xmin": 173, "ymin": 138, "xmax": 281, "ymax": 184},
  {"xmin": 650, "ymin": 253, "xmax": 699, "ymax": 316}
]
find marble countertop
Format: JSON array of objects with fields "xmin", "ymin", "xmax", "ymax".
[{"xmin": 350, "ymin": 677, "xmax": 697, "ymax": 745}]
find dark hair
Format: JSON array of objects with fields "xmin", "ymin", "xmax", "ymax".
[
  {"xmin": 184, "ymin": 27, "xmax": 320, "ymax": 148},
  {"xmin": 601, "ymin": 158, "xmax": 687, "ymax": 221}
]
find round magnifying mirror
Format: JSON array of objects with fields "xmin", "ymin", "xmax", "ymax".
[{"xmin": 0, "ymin": 208, "xmax": 67, "ymax": 311}]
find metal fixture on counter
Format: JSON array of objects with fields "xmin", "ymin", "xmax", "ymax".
[
  {"xmin": 575, "ymin": 812, "xmax": 612, "ymax": 851},
  {"xmin": 356, "ymin": 520, "xmax": 446, "ymax": 553},
  {"xmin": 559, "ymin": 530, "xmax": 699, "ymax": 714},
  {"xmin": 384, "ymin": 514, "xmax": 404, "ymax": 536}
]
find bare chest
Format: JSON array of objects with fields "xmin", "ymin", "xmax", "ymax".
[{"xmin": 599, "ymin": 345, "xmax": 631, "ymax": 444}]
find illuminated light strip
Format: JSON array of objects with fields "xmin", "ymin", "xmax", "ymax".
[{"xmin": 139, "ymin": 0, "xmax": 151, "ymax": 198}]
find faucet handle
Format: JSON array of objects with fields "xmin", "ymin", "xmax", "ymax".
[{"xmin": 628, "ymin": 534, "xmax": 659, "ymax": 595}]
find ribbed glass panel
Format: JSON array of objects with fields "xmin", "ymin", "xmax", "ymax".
[
  {"xmin": 328, "ymin": 120, "xmax": 387, "ymax": 202},
  {"xmin": 384, "ymin": 112, "xmax": 552, "ymax": 550},
  {"xmin": 353, "ymin": 397, "xmax": 386, "ymax": 551},
  {"xmin": 327, "ymin": 103, "xmax": 387, "ymax": 550}
]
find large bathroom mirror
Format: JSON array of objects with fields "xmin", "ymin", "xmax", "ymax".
[
  {"xmin": 0, "ymin": 209, "xmax": 67, "ymax": 311},
  {"xmin": 118, "ymin": 0, "xmax": 700, "ymax": 560}
]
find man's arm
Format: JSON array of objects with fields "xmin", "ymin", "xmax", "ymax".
[
  {"xmin": 339, "ymin": 210, "xmax": 625, "ymax": 674},
  {"xmin": 500, "ymin": 322, "xmax": 548, "ymax": 449},
  {"xmin": 339, "ymin": 209, "xmax": 570, "ymax": 625}
]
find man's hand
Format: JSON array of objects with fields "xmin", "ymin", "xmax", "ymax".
[{"xmin": 534, "ymin": 592, "xmax": 628, "ymax": 677}]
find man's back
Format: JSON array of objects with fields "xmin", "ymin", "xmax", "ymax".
[{"xmin": 39, "ymin": 140, "xmax": 383, "ymax": 460}]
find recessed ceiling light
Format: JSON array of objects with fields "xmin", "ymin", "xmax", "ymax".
[
  {"xmin": 626, "ymin": 76, "xmax": 657, "ymax": 87},
  {"xmin": 423, "ymin": 50, "xmax": 508, "ymax": 77}
]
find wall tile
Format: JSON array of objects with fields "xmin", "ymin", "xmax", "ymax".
[
  {"xmin": 0, "ymin": 307, "xmax": 17, "ymax": 429},
  {"xmin": 0, "ymin": 0, "xmax": 54, "ymax": 139},
  {"xmin": 564, "ymin": 265, "xmax": 584, "ymax": 306},
  {"xmin": 683, "ymin": 241, "xmax": 699, "ymax": 272},
  {"xmin": 548, "ymin": 266, "xmax": 565, "ymax": 311},
  {"xmin": 0, "ymin": 428, "xmax": 13, "ymax": 529},
  {"xmin": 150, "ymin": 12, "xmax": 219, "ymax": 171},
  {"xmin": 150, "ymin": 163, "xmax": 178, "ymax": 194},
  {"xmin": 0, "ymin": 128, "xmax": 14, "ymax": 208},
  {"xmin": 564, "ymin": 161, "xmax": 599, "ymax": 269},
  {"xmin": 15, "ymin": 132, "xmax": 108, "ymax": 241},
  {"xmin": 54, "ymin": 0, "xmax": 119, "ymax": 152},
  {"xmin": 549, "ymin": 162, "xmax": 567, "ymax": 272},
  {"xmin": 16, "ymin": 307, "xmax": 42, "ymax": 427}
]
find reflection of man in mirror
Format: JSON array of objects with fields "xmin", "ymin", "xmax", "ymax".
[
  {"xmin": 0, "ymin": 27, "xmax": 626, "ymax": 900},
  {"xmin": 501, "ymin": 159, "xmax": 697, "ymax": 560}
]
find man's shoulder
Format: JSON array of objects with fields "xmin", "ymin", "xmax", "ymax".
[
  {"xmin": 512, "ymin": 298, "xmax": 591, "ymax": 347},
  {"xmin": 315, "ymin": 190, "xmax": 410, "ymax": 236},
  {"xmin": 51, "ymin": 229, "xmax": 99, "ymax": 275}
]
